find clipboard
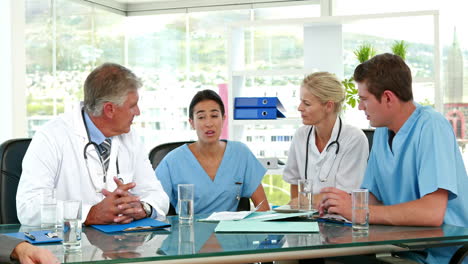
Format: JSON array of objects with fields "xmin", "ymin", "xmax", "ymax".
[
  {"xmin": 91, "ymin": 218, "xmax": 171, "ymax": 233},
  {"xmin": 243, "ymin": 211, "xmax": 314, "ymax": 221},
  {"xmin": 272, "ymin": 205, "xmax": 301, "ymax": 213},
  {"xmin": 5, "ymin": 230, "xmax": 62, "ymax": 244},
  {"xmin": 215, "ymin": 220, "xmax": 319, "ymax": 233}
]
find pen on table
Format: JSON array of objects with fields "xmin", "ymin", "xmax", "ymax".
[
  {"xmin": 24, "ymin": 232, "xmax": 36, "ymax": 241},
  {"xmin": 254, "ymin": 200, "xmax": 266, "ymax": 212}
]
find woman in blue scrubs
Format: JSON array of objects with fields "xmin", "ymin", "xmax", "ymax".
[{"xmin": 155, "ymin": 89, "xmax": 269, "ymax": 214}]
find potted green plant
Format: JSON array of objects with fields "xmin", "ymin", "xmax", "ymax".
[
  {"xmin": 391, "ymin": 40, "xmax": 408, "ymax": 60},
  {"xmin": 354, "ymin": 43, "xmax": 377, "ymax": 63},
  {"xmin": 343, "ymin": 43, "xmax": 377, "ymax": 110},
  {"xmin": 342, "ymin": 77, "xmax": 358, "ymax": 109}
]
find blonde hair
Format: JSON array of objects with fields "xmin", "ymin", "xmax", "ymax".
[{"xmin": 301, "ymin": 72, "xmax": 345, "ymax": 113}]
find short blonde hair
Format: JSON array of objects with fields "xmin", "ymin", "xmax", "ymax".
[{"xmin": 301, "ymin": 72, "xmax": 345, "ymax": 113}]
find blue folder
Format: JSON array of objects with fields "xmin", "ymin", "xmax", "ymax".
[
  {"xmin": 91, "ymin": 218, "xmax": 171, "ymax": 233},
  {"xmin": 234, "ymin": 97, "xmax": 285, "ymax": 111},
  {"xmin": 5, "ymin": 230, "xmax": 62, "ymax": 244},
  {"xmin": 234, "ymin": 107, "xmax": 285, "ymax": 120}
]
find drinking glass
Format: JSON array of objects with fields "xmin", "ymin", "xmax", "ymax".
[
  {"xmin": 40, "ymin": 188, "xmax": 57, "ymax": 228},
  {"xmin": 298, "ymin": 179, "xmax": 314, "ymax": 212},
  {"xmin": 62, "ymin": 200, "xmax": 82, "ymax": 252},
  {"xmin": 352, "ymin": 189, "xmax": 369, "ymax": 232},
  {"xmin": 178, "ymin": 184, "xmax": 194, "ymax": 223}
]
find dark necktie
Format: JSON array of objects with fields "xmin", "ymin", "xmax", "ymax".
[{"xmin": 100, "ymin": 138, "xmax": 112, "ymax": 172}]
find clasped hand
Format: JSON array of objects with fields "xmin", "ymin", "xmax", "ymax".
[
  {"xmin": 85, "ymin": 177, "xmax": 146, "ymax": 225},
  {"xmin": 318, "ymin": 187, "xmax": 352, "ymax": 220}
]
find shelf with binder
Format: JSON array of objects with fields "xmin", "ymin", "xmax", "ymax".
[
  {"xmin": 227, "ymin": 10, "xmax": 441, "ymax": 153},
  {"xmin": 233, "ymin": 97, "xmax": 286, "ymax": 120},
  {"xmin": 227, "ymin": 15, "xmax": 346, "ymax": 145},
  {"xmin": 234, "ymin": 107, "xmax": 285, "ymax": 120}
]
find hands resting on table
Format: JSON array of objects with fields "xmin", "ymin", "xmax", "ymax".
[{"xmin": 85, "ymin": 177, "xmax": 148, "ymax": 225}]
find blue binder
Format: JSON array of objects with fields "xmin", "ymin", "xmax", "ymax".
[
  {"xmin": 234, "ymin": 108, "xmax": 285, "ymax": 120},
  {"xmin": 234, "ymin": 97, "xmax": 285, "ymax": 111}
]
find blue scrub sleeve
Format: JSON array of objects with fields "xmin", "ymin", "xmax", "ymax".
[
  {"xmin": 239, "ymin": 144, "xmax": 267, "ymax": 198},
  {"xmin": 417, "ymin": 117, "xmax": 459, "ymax": 199},
  {"xmin": 155, "ymin": 159, "xmax": 176, "ymax": 207}
]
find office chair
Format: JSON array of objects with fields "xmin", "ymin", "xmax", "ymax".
[
  {"xmin": 450, "ymin": 244, "xmax": 468, "ymax": 264},
  {"xmin": 149, "ymin": 141, "xmax": 250, "ymax": 215},
  {"xmin": 149, "ymin": 141, "xmax": 194, "ymax": 170},
  {"xmin": 362, "ymin": 128, "xmax": 375, "ymax": 152},
  {"xmin": 0, "ymin": 138, "xmax": 31, "ymax": 224}
]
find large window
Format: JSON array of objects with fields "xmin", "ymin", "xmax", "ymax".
[
  {"xmin": 336, "ymin": 0, "xmax": 468, "ymax": 165},
  {"xmin": 26, "ymin": 0, "xmax": 53, "ymax": 135},
  {"xmin": 26, "ymin": 0, "xmax": 125, "ymax": 136},
  {"xmin": 25, "ymin": 0, "xmax": 322, "ymax": 206},
  {"xmin": 24, "ymin": 0, "xmax": 468, "ymax": 206},
  {"xmin": 127, "ymin": 13, "xmax": 188, "ymax": 144}
]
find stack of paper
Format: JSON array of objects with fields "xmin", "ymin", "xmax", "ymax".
[
  {"xmin": 200, "ymin": 211, "xmax": 253, "ymax": 222},
  {"xmin": 213, "ymin": 211, "xmax": 319, "ymax": 233}
]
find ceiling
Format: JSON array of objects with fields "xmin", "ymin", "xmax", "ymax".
[
  {"xmin": 112, "ymin": 0, "xmax": 176, "ymax": 2},
  {"xmin": 86, "ymin": 0, "xmax": 315, "ymax": 15}
]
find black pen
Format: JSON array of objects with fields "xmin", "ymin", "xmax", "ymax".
[{"xmin": 24, "ymin": 232, "xmax": 36, "ymax": 241}]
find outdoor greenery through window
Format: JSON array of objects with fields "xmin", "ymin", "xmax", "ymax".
[{"xmin": 25, "ymin": 0, "xmax": 468, "ymax": 206}]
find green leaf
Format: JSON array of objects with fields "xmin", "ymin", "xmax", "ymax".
[
  {"xmin": 354, "ymin": 43, "xmax": 377, "ymax": 63},
  {"xmin": 391, "ymin": 40, "xmax": 409, "ymax": 60}
]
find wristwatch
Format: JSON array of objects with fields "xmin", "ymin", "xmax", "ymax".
[{"xmin": 141, "ymin": 201, "xmax": 152, "ymax": 217}]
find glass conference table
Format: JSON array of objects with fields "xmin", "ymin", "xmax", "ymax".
[{"xmin": 2, "ymin": 215, "xmax": 468, "ymax": 264}]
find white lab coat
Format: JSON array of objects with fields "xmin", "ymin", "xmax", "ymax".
[
  {"xmin": 283, "ymin": 118, "xmax": 369, "ymax": 193},
  {"xmin": 16, "ymin": 105, "xmax": 169, "ymax": 226}
]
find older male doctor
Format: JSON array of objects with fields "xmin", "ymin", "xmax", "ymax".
[{"xmin": 17, "ymin": 63, "xmax": 169, "ymax": 226}]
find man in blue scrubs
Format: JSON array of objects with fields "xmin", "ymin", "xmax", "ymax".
[{"xmin": 319, "ymin": 53, "xmax": 468, "ymax": 263}]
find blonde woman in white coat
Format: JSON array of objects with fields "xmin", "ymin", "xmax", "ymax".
[{"xmin": 283, "ymin": 72, "xmax": 369, "ymax": 208}]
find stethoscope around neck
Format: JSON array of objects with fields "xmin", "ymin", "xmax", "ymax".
[
  {"xmin": 81, "ymin": 108, "xmax": 120, "ymax": 187},
  {"xmin": 304, "ymin": 117, "xmax": 342, "ymax": 181}
]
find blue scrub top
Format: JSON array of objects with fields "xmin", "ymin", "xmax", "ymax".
[
  {"xmin": 156, "ymin": 141, "xmax": 266, "ymax": 214},
  {"xmin": 362, "ymin": 104, "xmax": 468, "ymax": 263}
]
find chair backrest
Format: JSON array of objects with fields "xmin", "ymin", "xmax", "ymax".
[
  {"xmin": 0, "ymin": 138, "xmax": 31, "ymax": 224},
  {"xmin": 362, "ymin": 128, "xmax": 375, "ymax": 152},
  {"xmin": 149, "ymin": 141, "xmax": 194, "ymax": 169},
  {"xmin": 149, "ymin": 140, "xmax": 250, "ymax": 214}
]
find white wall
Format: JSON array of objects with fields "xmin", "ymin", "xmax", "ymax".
[{"xmin": 0, "ymin": 0, "xmax": 26, "ymax": 143}]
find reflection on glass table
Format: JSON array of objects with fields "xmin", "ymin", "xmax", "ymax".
[
  {"xmin": 85, "ymin": 227, "xmax": 159, "ymax": 260},
  {"xmin": 158, "ymin": 217, "xmax": 268, "ymax": 255},
  {"xmin": 1, "ymin": 215, "xmax": 468, "ymax": 263}
]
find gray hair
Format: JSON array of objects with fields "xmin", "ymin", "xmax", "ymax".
[
  {"xmin": 83, "ymin": 63, "xmax": 142, "ymax": 116},
  {"xmin": 301, "ymin": 72, "xmax": 345, "ymax": 113}
]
